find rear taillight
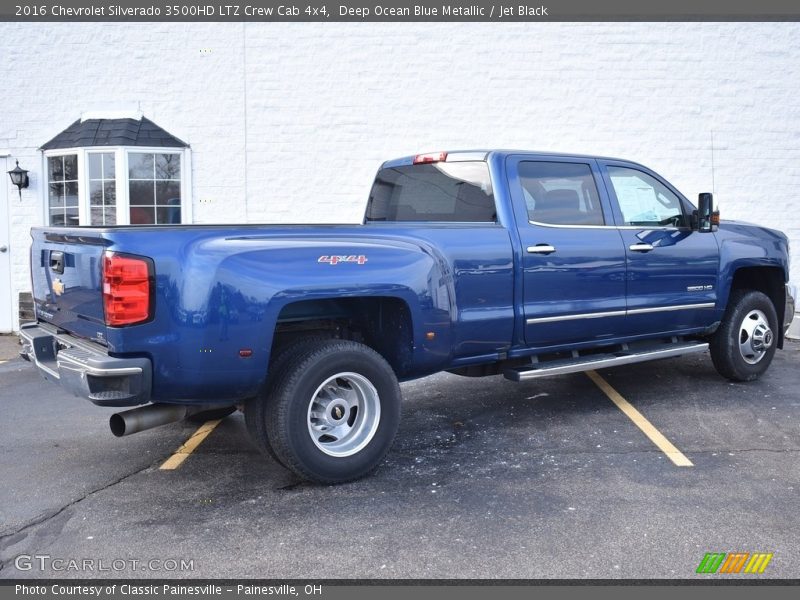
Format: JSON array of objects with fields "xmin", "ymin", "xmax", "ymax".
[{"xmin": 103, "ymin": 252, "xmax": 152, "ymax": 326}]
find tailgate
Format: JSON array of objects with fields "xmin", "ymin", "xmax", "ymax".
[{"xmin": 30, "ymin": 228, "xmax": 108, "ymax": 344}]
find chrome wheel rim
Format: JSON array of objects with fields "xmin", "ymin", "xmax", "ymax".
[
  {"xmin": 307, "ymin": 372, "xmax": 381, "ymax": 457},
  {"xmin": 738, "ymin": 309, "xmax": 773, "ymax": 365}
]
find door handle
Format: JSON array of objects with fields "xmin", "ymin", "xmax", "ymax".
[
  {"xmin": 527, "ymin": 244, "xmax": 556, "ymax": 255},
  {"xmin": 0, "ymin": 245, "xmax": 7, "ymax": 253},
  {"xmin": 49, "ymin": 250, "xmax": 64, "ymax": 273},
  {"xmin": 629, "ymin": 243, "xmax": 654, "ymax": 253}
]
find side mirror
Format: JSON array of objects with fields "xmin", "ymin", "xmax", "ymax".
[{"xmin": 695, "ymin": 192, "xmax": 715, "ymax": 232}]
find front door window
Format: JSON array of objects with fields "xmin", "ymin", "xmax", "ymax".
[{"xmin": 607, "ymin": 166, "xmax": 686, "ymax": 228}]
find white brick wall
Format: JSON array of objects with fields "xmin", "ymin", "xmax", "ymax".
[{"xmin": 2, "ymin": 22, "xmax": 799, "ymax": 331}]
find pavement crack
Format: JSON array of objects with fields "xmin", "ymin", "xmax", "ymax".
[
  {"xmin": 0, "ymin": 458, "xmax": 160, "ymax": 549},
  {"xmin": 275, "ymin": 480, "xmax": 306, "ymax": 491},
  {"xmin": 534, "ymin": 446, "xmax": 800, "ymax": 457},
  {"xmin": 696, "ymin": 447, "xmax": 800, "ymax": 455},
  {"xmin": 391, "ymin": 446, "xmax": 800, "ymax": 460}
]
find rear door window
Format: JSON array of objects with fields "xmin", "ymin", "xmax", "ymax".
[
  {"xmin": 365, "ymin": 161, "xmax": 495, "ymax": 222},
  {"xmin": 518, "ymin": 162, "xmax": 605, "ymax": 226}
]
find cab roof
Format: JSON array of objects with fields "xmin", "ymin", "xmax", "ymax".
[{"xmin": 380, "ymin": 150, "xmax": 643, "ymax": 169}]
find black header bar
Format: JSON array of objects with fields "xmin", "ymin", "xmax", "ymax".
[{"xmin": 2, "ymin": 0, "xmax": 800, "ymax": 21}]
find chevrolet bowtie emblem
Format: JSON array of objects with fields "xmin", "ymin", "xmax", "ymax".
[{"xmin": 52, "ymin": 278, "xmax": 66, "ymax": 296}]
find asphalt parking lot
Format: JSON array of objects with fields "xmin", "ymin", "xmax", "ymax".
[{"xmin": 0, "ymin": 334, "xmax": 798, "ymax": 580}]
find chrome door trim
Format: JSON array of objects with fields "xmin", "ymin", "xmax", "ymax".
[
  {"xmin": 526, "ymin": 309, "xmax": 626, "ymax": 324},
  {"xmin": 626, "ymin": 302, "xmax": 716, "ymax": 315},
  {"xmin": 526, "ymin": 302, "xmax": 715, "ymax": 325},
  {"xmin": 527, "ymin": 219, "xmax": 684, "ymax": 232}
]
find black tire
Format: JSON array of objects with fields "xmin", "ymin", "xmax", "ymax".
[
  {"xmin": 186, "ymin": 405, "xmax": 236, "ymax": 423},
  {"xmin": 245, "ymin": 338, "xmax": 327, "ymax": 467},
  {"xmin": 710, "ymin": 289, "xmax": 779, "ymax": 382},
  {"xmin": 258, "ymin": 339, "xmax": 401, "ymax": 484}
]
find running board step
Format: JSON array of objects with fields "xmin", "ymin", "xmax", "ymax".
[{"xmin": 503, "ymin": 341, "xmax": 709, "ymax": 382}]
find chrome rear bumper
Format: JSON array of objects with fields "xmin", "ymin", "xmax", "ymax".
[{"xmin": 19, "ymin": 322, "xmax": 151, "ymax": 407}]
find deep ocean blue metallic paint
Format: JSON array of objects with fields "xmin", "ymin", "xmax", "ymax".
[{"xmin": 28, "ymin": 151, "xmax": 792, "ymax": 405}]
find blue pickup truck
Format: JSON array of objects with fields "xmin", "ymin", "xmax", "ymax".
[{"xmin": 20, "ymin": 150, "xmax": 795, "ymax": 483}]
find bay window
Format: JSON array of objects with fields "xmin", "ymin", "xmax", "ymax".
[{"xmin": 43, "ymin": 147, "xmax": 190, "ymax": 226}]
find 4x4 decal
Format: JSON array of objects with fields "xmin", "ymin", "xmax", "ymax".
[{"xmin": 318, "ymin": 255, "xmax": 368, "ymax": 265}]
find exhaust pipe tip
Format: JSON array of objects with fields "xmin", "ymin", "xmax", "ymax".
[
  {"xmin": 109, "ymin": 413, "xmax": 127, "ymax": 437},
  {"xmin": 109, "ymin": 404, "xmax": 189, "ymax": 437}
]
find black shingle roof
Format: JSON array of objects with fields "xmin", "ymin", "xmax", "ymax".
[{"xmin": 40, "ymin": 117, "xmax": 188, "ymax": 150}]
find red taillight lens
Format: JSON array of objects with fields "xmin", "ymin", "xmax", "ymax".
[
  {"xmin": 413, "ymin": 152, "xmax": 448, "ymax": 164},
  {"xmin": 103, "ymin": 253, "xmax": 152, "ymax": 326}
]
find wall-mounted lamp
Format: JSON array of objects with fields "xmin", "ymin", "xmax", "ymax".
[{"xmin": 7, "ymin": 160, "xmax": 30, "ymax": 200}]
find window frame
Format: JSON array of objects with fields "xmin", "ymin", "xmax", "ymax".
[
  {"xmin": 41, "ymin": 146, "xmax": 192, "ymax": 227},
  {"xmin": 127, "ymin": 149, "xmax": 186, "ymax": 226},
  {"xmin": 43, "ymin": 152, "xmax": 81, "ymax": 228},
  {"xmin": 86, "ymin": 149, "xmax": 118, "ymax": 227}
]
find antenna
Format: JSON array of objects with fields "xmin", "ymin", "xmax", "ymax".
[{"xmin": 710, "ymin": 129, "xmax": 716, "ymax": 194}]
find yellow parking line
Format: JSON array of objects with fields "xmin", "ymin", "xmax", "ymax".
[
  {"xmin": 585, "ymin": 370, "xmax": 693, "ymax": 467},
  {"xmin": 159, "ymin": 419, "xmax": 223, "ymax": 470}
]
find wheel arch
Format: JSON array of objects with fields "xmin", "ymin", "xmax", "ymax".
[
  {"xmin": 723, "ymin": 265, "xmax": 786, "ymax": 348},
  {"xmin": 270, "ymin": 295, "xmax": 416, "ymax": 378}
]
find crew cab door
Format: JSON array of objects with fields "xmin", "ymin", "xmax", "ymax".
[
  {"xmin": 507, "ymin": 156, "xmax": 627, "ymax": 348},
  {"xmin": 598, "ymin": 161, "xmax": 720, "ymax": 335}
]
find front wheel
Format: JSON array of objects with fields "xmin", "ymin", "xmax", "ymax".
[
  {"xmin": 710, "ymin": 290, "xmax": 778, "ymax": 382},
  {"xmin": 254, "ymin": 340, "xmax": 401, "ymax": 483}
]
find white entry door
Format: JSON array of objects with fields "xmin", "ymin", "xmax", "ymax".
[{"xmin": 0, "ymin": 156, "xmax": 12, "ymax": 332}]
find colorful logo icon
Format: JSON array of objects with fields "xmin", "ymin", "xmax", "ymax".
[{"xmin": 696, "ymin": 552, "xmax": 773, "ymax": 574}]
